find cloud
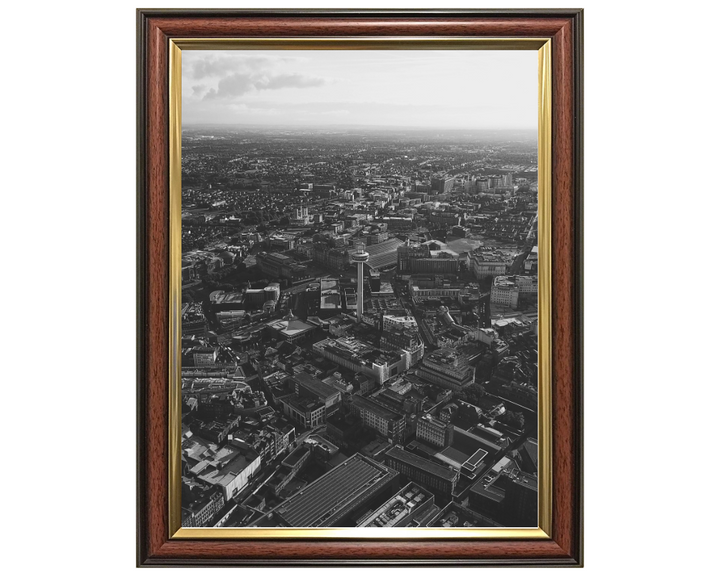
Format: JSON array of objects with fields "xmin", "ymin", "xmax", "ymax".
[
  {"xmin": 187, "ymin": 54, "xmax": 306, "ymax": 79},
  {"xmin": 205, "ymin": 74, "xmax": 256, "ymax": 99},
  {"xmin": 204, "ymin": 72, "xmax": 326, "ymax": 100},
  {"xmin": 191, "ymin": 85, "xmax": 208, "ymax": 97},
  {"xmin": 257, "ymin": 73, "xmax": 326, "ymax": 90}
]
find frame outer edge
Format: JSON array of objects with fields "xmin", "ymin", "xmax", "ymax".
[
  {"xmin": 572, "ymin": 8, "xmax": 584, "ymax": 567},
  {"xmin": 137, "ymin": 8, "xmax": 584, "ymax": 566},
  {"xmin": 136, "ymin": 8, "xmax": 148, "ymax": 567}
]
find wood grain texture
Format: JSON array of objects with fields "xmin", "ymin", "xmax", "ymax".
[{"xmin": 137, "ymin": 9, "xmax": 583, "ymax": 567}]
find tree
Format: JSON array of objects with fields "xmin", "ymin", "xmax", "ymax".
[
  {"xmin": 453, "ymin": 402, "xmax": 480, "ymax": 429},
  {"xmin": 498, "ymin": 410, "xmax": 525, "ymax": 431}
]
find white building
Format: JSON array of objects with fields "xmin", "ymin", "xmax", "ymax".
[
  {"xmin": 382, "ymin": 314, "xmax": 418, "ymax": 333},
  {"xmin": 468, "ymin": 249, "xmax": 512, "ymax": 279},
  {"xmin": 184, "ymin": 435, "xmax": 262, "ymax": 502},
  {"xmin": 490, "ymin": 276, "xmax": 538, "ymax": 309}
]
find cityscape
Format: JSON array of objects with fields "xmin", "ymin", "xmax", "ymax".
[{"xmin": 180, "ymin": 51, "xmax": 539, "ymax": 529}]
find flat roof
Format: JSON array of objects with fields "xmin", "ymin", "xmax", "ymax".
[
  {"xmin": 352, "ymin": 395, "xmax": 403, "ymax": 421},
  {"xmin": 359, "ymin": 483, "xmax": 432, "ymax": 527},
  {"xmin": 429, "ymin": 501, "xmax": 502, "ymax": 528},
  {"xmin": 209, "ymin": 290, "xmax": 244, "ymax": 304},
  {"xmin": 267, "ymin": 317, "xmax": 314, "ymax": 337},
  {"xmin": 273, "ymin": 454, "xmax": 395, "ymax": 527},
  {"xmin": 465, "ymin": 447, "xmax": 490, "ymax": 467},
  {"xmin": 294, "ymin": 371, "xmax": 339, "ymax": 401},
  {"xmin": 385, "ymin": 446, "xmax": 458, "ymax": 482},
  {"xmin": 438, "ymin": 446, "xmax": 470, "ymax": 465},
  {"xmin": 365, "ymin": 238, "xmax": 404, "ymax": 269}
]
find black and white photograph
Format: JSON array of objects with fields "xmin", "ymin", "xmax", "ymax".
[
  {"xmin": 179, "ymin": 48, "xmax": 542, "ymax": 529},
  {"xmin": 9, "ymin": 0, "xmax": 720, "ymax": 573}
]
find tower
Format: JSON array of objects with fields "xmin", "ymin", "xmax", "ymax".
[{"xmin": 351, "ymin": 242, "xmax": 369, "ymax": 323}]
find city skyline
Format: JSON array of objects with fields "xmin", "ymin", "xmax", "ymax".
[
  {"xmin": 182, "ymin": 50, "xmax": 538, "ymax": 130},
  {"xmin": 179, "ymin": 50, "xmax": 539, "ymax": 530}
]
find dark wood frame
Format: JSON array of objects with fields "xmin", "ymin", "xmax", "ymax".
[{"xmin": 137, "ymin": 8, "xmax": 583, "ymax": 567}]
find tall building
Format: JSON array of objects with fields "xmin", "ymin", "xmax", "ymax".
[{"xmin": 351, "ymin": 242, "xmax": 369, "ymax": 322}]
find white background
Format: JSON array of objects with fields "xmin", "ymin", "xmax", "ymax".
[{"xmin": 3, "ymin": 0, "xmax": 718, "ymax": 574}]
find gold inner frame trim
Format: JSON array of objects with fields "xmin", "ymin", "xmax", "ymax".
[{"xmin": 168, "ymin": 37, "xmax": 552, "ymax": 540}]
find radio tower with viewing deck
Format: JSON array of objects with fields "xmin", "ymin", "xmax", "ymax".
[{"xmin": 351, "ymin": 242, "xmax": 369, "ymax": 323}]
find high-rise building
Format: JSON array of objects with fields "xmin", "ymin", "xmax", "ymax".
[{"xmin": 351, "ymin": 242, "xmax": 369, "ymax": 322}]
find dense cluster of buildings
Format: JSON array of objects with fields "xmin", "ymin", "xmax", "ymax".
[{"xmin": 179, "ymin": 129, "xmax": 540, "ymax": 530}]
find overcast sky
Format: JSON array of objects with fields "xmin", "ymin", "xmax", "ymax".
[{"xmin": 182, "ymin": 50, "xmax": 537, "ymax": 130}]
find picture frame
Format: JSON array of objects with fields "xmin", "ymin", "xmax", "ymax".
[{"xmin": 137, "ymin": 8, "xmax": 583, "ymax": 567}]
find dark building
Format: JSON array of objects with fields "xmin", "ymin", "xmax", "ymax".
[
  {"xmin": 256, "ymin": 252, "xmax": 310, "ymax": 282},
  {"xmin": 426, "ymin": 501, "xmax": 502, "ymax": 528},
  {"xmin": 292, "ymin": 371, "xmax": 342, "ymax": 415},
  {"xmin": 384, "ymin": 446, "xmax": 458, "ymax": 496},
  {"xmin": 469, "ymin": 469, "xmax": 538, "ymax": 527},
  {"xmin": 348, "ymin": 394, "xmax": 407, "ymax": 444},
  {"xmin": 431, "ymin": 176, "xmax": 454, "ymax": 194},
  {"xmin": 181, "ymin": 483, "xmax": 224, "ymax": 528},
  {"xmin": 381, "ymin": 327, "xmax": 424, "ymax": 366},
  {"xmin": 397, "ymin": 241, "xmax": 460, "ymax": 275}
]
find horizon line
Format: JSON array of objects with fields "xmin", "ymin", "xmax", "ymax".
[{"xmin": 183, "ymin": 123, "xmax": 537, "ymax": 132}]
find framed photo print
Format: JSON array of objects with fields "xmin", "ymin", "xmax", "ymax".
[{"xmin": 137, "ymin": 8, "xmax": 583, "ymax": 567}]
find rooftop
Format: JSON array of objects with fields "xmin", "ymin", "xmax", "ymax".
[
  {"xmin": 272, "ymin": 454, "xmax": 396, "ymax": 527},
  {"xmin": 428, "ymin": 502, "xmax": 502, "ymax": 528},
  {"xmin": 267, "ymin": 317, "xmax": 314, "ymax": 338},
  {"xmin": 385, "ymin": 446, "xmax": 458, "ymax": 482},
  {"xmin": 294, "ymin": 371, "xmax": 340, "ymax": 401},
  {"xmin": 352, "ymin": 394, "xmax": 404, "ymax": 421},
  {"xmin": 358, "ymin": 483, "xmax": 433, "ymax": 528},
  {"xmin": 209, "ymin": 290, "xmax": 244, "ymax": 304}
]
